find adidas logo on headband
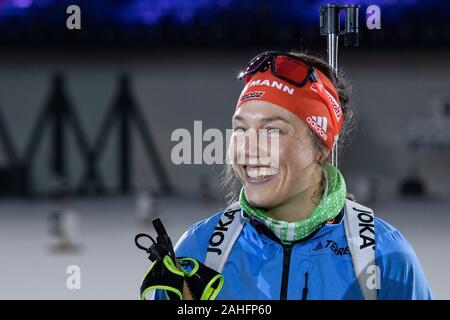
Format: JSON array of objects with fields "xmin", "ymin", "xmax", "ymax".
[
  {"xmin": 307, "ymin": 116, "xmax": 328, "ymax": 141},
  {"xmin": 311, "ymin": 116, "xmax": 328, "ymax": 131}
]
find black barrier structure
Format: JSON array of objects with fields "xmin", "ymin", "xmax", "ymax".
[
  {"xmin": 78, "ymin": 74, "xmax": 173, "ymax": 195},
  {"xmin": 0, "ymin": 106, "xmax": 28, "ymax": 196},
  {"xmin": 0, "ymin": 108, "xmax": 18, "ymax": 164},
  {"xmin": 23, "ymin": 74, "xmax": 94, "ymax": 196}
]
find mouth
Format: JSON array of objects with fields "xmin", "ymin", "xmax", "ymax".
[{"xmin": 243, "ymin": 165, "xmax": 279, "ymax": 185}]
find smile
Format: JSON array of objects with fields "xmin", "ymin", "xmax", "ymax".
[{"xmin": 244, "ymin": 165, "xmax": 279, "ymax": 182}]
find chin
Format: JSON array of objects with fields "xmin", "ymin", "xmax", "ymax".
[
  {"xmin": 239, "ymin": 164, "xmax": 282, "ymax": 208},
  {"xmin": 244, "ymin": 187, "xmax": 278, "ymax": 209}
]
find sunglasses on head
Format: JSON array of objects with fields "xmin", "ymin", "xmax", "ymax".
[{"xmin": 238, "ymin": 51, "xmax": 320, "ymax": 86}]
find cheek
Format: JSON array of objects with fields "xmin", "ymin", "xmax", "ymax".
[
  {"xmin": 278, "ymin": 138, "xmax": 315, "ymax": 171},
  {"xmin": 228, "ymin": 134, "xmax": 240, "ymax": 164},
  {"xmin": 228, "ymin": 137, "xmax": 244, "ymax": 180},
  {"xmin": 275, "ymin": 142, "xmax": 317, "ymax": 199}
]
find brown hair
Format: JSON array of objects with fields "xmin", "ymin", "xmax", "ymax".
[{"xmin": 220, "ymin": 50, "xmax": 355, "ymax": 205}]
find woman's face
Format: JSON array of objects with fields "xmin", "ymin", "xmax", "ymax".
[{"xmin": 230, "ymin": 100, "xmax": 325, "ymax": 208}]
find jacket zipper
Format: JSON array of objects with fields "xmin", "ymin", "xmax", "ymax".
[
  {"xmin": 280, "ymin": 245, "xmax": 292, "ymax": 300},
  {"xmin": 247, "ymin": 216, "xmax": 318, "ymax": 300},
  {"xmin": 302, "ymin": 272, "xmax": 309, "ymax": 300}
]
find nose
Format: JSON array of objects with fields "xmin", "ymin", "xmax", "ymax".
[
  {"xmin": 244, "ymin": 131, "xmax": 259, "ymax": 158},
  {"xmin": 239, "ymin": 129, "xmax": 259, "ymax": 165},
  {"xmin": 243, "ymin": 129, "xmax": 279, "ymax": 168}
]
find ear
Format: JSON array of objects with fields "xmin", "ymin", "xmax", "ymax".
[{"xmin": 317, "ymin": 147, "xmax": 330, "ymax": 165}]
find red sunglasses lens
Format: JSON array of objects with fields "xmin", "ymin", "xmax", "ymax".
[{"xmin": 272, "ymin": 56, "xmax": 310, "ymax": 83}]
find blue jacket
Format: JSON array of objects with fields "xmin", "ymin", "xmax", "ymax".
[{"xmin": 154, "ymin": 208, "xmax": 433, "ymax": 300}]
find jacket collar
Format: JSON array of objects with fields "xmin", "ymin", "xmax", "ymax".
[{"xmin": 240, "ymin": 207, "xmax": 345, "ymax": 247}]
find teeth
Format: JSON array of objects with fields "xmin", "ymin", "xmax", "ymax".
[{"xmin": 246, "ymin": 166, "xmax": 278, "ymax": 179}]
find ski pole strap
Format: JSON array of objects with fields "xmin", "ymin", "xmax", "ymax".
[
  {"xmin": 135, "ymin": 219, "xmax": 186, "ymax": 300},
  {"xmin": 178, "ymin": 257, "xmax": 224, "ymax": 300},
  {"xmin": 140, "ymin": 255, "xmax": 184, "ymax": 300}
]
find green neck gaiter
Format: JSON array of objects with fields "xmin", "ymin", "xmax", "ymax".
[{"xmin": 239, "ymin": 162, "xmax": 346, "ymax": 244}]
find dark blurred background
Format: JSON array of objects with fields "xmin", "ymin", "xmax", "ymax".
[
  {"xmin": 0, "ymin": 0, "xmax": 449, "ymax": 299},
  {"xmin": 1, "ymin": 0, "xmax": 449, "ymax": 49}
]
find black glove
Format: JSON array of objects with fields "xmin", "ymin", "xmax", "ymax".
[
  {"xmin": 139, "ymin": 254, "xmax": 185, "ymax": 300},
  {"xmin": 178, "ymin": 257, "xmax": 224, "ymax": 300},
  {"xmin": 135, "ymin": 218, "xmax": 224, "ymax": 300}
]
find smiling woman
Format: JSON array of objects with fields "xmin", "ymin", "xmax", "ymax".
[
  {"xmin": 151, "ymin": 50, "xmax": 433, "ymax": 300},
  {"xmin": 230, "ymin": 101, "xmax": 326, "ymax": 222},
  {"xmin": 224, "ymin": 51, "xmax": 353, "ymax": 222}
]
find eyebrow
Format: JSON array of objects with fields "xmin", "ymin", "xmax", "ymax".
[{"xmin": 233, "ymin": 115, "xmax": 289, "ymax": 124}]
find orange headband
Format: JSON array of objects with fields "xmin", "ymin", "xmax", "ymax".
[{"xmin": 235, "ymin": 68, "xmax": 343, "ymax": 151}]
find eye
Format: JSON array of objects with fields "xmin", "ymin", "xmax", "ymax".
[
  {"xmin": 234, "ymin": 127, "xmax": 246, "ymax": 133},
  {"xmin": 266, "ymin": 127, "xmax": 281, "ymax": 135}
]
